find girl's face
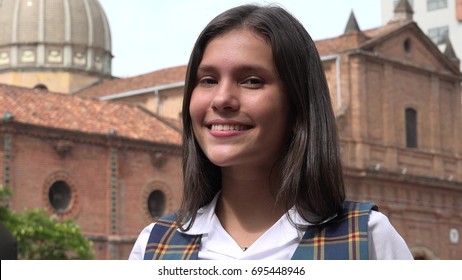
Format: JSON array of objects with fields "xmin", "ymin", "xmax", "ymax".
[{"xmin": 189, "ymin": 28, "xmax": 290, "ymax": 171}]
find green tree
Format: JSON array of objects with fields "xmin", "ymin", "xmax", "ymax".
[{"xmin": 0, "ymin": 185, "xmax": 94, "ymax": 259}]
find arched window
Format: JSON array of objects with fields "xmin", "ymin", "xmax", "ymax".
[
  {"xmin": 405, "ymin": 108, "xmax": 417, "ymax": 148},
  {"xmin": 411, "ymin": 246, "xmax": 438, "ymax": 260},
  {"xmin": 404, "ymin": 38, "xmax": 411, "ymax": 53},
  {"xmin": 48, "ymin": 180, "xmax": 72, "ymax": 212},
  {"xmin": 147, "ymin": 190, "xmax": 166, "ymax": 220},
  {"xmin": 33, "ymin": 83, "xmax": 48, "ymax": 91}
]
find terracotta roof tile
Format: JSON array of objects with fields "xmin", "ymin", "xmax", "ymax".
[
  {"xmin": 76, "ymin": 65, "xmax": 187, "ymax": 98},
  {"xmin": 1, "ymin": 84, "xmax": 181, "ymax": 145},
  {"xmin": 315, "ymin": 21, "xmax": 404, "ymax": 56}
]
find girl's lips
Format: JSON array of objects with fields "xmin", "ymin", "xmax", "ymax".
[
  {"xmin": 206, "ymin": 121, "xmax": 253, "ymax": 137},
  {"xmin": 206, "ymin": 119, "xmax": 254, "ymax": 130}
]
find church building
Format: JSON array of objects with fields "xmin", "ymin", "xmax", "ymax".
[
  {"xmin": 319, "ymin": 1, "xmax": 462, "ymax": 259},
  {"xmin": 0, "ymin": 0, "xmax": 112, "ymax": 93}
]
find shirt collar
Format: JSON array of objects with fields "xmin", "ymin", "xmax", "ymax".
[
  {"xmin": 181, "ymin": 192, "xmax": 221, "ymax": 235},
  {"xmin": 179, "ymin": 192, "xmax": 319, "ymax": 237}
]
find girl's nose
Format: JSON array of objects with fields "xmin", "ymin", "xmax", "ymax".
[{"xmin": 210, "ymin": 82, "xmax": 240, "ymax": 112}]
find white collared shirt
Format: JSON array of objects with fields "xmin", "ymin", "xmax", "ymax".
[{"xmin": 129, "ymin": 194, "xmax": 413, "ymax": 260}]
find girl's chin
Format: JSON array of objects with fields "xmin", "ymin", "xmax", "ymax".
[
  {"xmin": 205, "ymin": 154, "xmax": 239, "ymax": 167},
  {"xmin": 207, "ymin": 158, "xmax": 233, "ymax": 167}
]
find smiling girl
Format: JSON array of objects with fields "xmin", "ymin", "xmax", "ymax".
[{"xmin": 129, "ymin": 4, "xmax": 413, "ymax": 260}]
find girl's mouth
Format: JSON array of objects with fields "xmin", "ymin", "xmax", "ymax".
[{"xmin": 210, "ymin": 124, "xmax": 252, "ymax": 131}]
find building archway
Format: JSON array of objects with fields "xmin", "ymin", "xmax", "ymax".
[{"xmin": 410, "ymin": 246, "xmax": 438, "ymax": 260}]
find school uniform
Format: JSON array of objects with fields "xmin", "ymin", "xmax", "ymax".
[{"xmin": 129, "ymin": 193, "xmax": 413, "ymax": 260}]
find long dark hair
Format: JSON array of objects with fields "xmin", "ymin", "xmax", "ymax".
[{"xmin": 178, "ymin": 4, "xmax": 345, "ymax": 229}]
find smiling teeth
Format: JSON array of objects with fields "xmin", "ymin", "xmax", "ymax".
[{"xmin": 211, "ymin": 124, "xmax": 247, "ymax": 131}]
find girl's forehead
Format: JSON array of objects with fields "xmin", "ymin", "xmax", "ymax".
[{"xmin": 198, "ymin": 29, "xmax": 275, "ymax": 74}]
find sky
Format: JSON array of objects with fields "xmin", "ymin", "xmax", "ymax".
[{"xmin": 98, "ymin": 0, "xmax": 382, "ymax": 78}]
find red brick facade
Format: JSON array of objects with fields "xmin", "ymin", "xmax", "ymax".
[
  {"xmin": 1, "ymin": 85, "xmax": 183, "ymax": 259},
  {"xmin": 319, "ymin": 19, "xmax": 462, "ymax": 259}
]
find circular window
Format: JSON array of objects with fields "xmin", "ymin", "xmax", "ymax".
[
  {"xmin": 48, "ymin": 180, "xmax": 72, "ymax": 212},
  {"xmin": 147, "ymin": 190, "xmax": 166, "ymax": 219},
  {"xmin": 449, "ymin": 228, "xmax": 459, "ymax": 244}
]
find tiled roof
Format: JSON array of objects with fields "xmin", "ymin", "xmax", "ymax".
[
  {"xmin": 315, "ymin": 21, "xmax": 405, "ymax": 56},
  {"xmin": 76, "ymin": 65, "xmax": 187, "ymax": 98},
  {"xmin": 1, "ymin": 84, "xmax": 181, "ymax": 145},
  {"xmin": 315, "ymin": 33, "xmax": 365, "ymax": 56}
]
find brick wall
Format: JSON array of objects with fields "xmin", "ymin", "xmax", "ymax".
[
  {"xmin": 331, "ymin": 23, "xmax": 462, "ymax": 259},
  {"xmin": 2, "ymin": 126, "xmax": 182, "ymax": 259},
  {"xmin": 345, "ymin": 174, "xmax": 462, "ymax": 259}
]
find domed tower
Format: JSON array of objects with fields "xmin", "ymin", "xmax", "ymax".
[{"xmin": 0, "ymin": 0, "xmax": 112, "ymax": 93}]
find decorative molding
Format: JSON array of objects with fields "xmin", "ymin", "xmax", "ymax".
[
  {"xmin": 0, "ymin": 51, "xmax": 10, "ymax": 65},
  {"xmin": 150, "ymin": 151, "xmax": 167, "ymax": 169},
  {"xmin": 1, "ymin": 122, "xmax": 181, "ymax": 154},
  {"xmin": 142, "ymin": 181, "xmax": 174, "ymax": 224},
  {"xmin": 109, "ymin": 147, "xmax": 118, "ymax": 235},
  {"xmin": 53, "ymin": 139, "xmax": 73, "ymax": 159},
  {"xmin": 3, "ymin": 133, "xmax": 12, "ymax": 188},
  {"xmin": 410, "ymin": 246, "xmax": 439, "ymax": 260},
  {"xmin": 42, "ymin": 170, "xmax": 80, "ymax": 218}
]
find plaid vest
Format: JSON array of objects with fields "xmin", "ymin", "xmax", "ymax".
[{"xmin": 143, "ymin": 201, "xmax": 377, "ymax": 260}]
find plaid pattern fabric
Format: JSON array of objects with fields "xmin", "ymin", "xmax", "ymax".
[
  {"xmin": 143, "ymin": 201, "xmax": 376, "ymax": 260},
  {"xmin": 143, "ymin": 215, "xmax": 201, "ymax": 260},
  {"xmin": 291, "ymin": 201, "xmax": 377, "ymax": 260}
]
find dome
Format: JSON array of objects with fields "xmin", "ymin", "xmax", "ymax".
[{"xmin": 0, "ymin": 0, "xmax": 112, "ymax": 76}]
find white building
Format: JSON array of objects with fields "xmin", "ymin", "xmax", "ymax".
[{"xmin": 381, "ymin": 0, "xmax": 462, "ymax": 71}]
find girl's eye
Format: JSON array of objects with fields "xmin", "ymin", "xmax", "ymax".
[
  {"xmin": 198, "ymin": 77, "xmax": 217, "ymax": 87},
  {"xmin": 241, "ymin": 77, "xmax": 264, "ymax": 89}
]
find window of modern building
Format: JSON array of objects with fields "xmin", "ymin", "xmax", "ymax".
[
  {"xmin": 147, "ymin": 190, "xmax": 166, "ymax": 220},
  {"xmin": 427, "ymin": 26, "xmax": 449, "ymax": 45},
  {"xmin": 405, "ymin": 108, "xmax": 418, "ymax": 148},
  {"xmin": 48, "ymin": 180, "xmax": 72, "ymax": 212},
  {"xmin": 427, "ymin": 0, "xmax": 448, "ymax": 11}
]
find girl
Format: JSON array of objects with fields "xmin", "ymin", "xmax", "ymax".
[{"xmin": 129, "ymin": 4, "xmax": 413, "ymax": 260}]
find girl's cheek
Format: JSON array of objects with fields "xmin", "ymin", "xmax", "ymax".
[{"xmin": 190, "ymin": 91, "xmax": 211, "ymax": 115}]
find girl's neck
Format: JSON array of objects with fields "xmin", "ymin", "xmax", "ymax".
[
  {"xmin": 215, "ymin": 166, "xmax": 287, "ymax": 249},
  {"xmin": 219, "ymin": 166, "xmax": 280, "ymax": 211}
]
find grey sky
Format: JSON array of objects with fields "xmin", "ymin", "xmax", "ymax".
[{"xmin": 98, "ymin": 0, "xmax": 381, "ymax": 77}]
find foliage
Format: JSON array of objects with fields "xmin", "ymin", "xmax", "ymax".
[{"xmin": 0, "ymin": 185, "xmax": 94, "ymax": 259}]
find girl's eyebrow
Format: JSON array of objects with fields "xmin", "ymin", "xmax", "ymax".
[
  {"xmin": 196, "ymin": 65, "xmax": 216, "ymax": 74},
  {"xmin": 197, "ymin": 64, "xmax": 274, "ymax": 75}
]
